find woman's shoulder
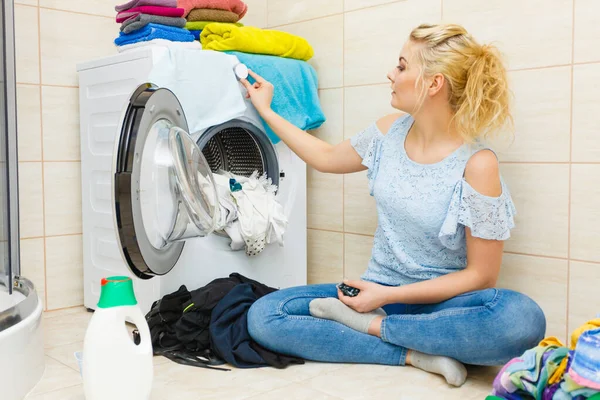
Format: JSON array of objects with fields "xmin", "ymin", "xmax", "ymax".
[{"xmin": 375, "ymin": 112, "xmax": 407, "ymax": 136}]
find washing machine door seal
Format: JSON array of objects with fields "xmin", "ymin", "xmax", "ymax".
[{"xmin": 113, "ymin": 84, "xmax": 218, "ymax": 279}]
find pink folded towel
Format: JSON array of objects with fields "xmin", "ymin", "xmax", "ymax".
[
  {"xmin": 116, "ymin": 6, "xmax": 185, "ymax": 23},
  {"xmin": 176, "ymin": 0, "xmax": 247, "ymax": 18},
  {"xmin": 115, "ymin": 0, "xmax": 177, "ymax": 12}
]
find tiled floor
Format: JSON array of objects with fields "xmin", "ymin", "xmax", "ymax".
[{"xmin": 26, "ymin": 307, "xmax": 500, "ymax": 399}]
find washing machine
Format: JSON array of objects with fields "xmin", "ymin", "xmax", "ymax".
[{"xmin": 77, "ymin": 47, "xmax": 307, "ymax": 315}]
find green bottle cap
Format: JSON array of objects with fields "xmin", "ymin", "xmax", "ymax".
[{"xmin": 97, "ymin": 276, "xmax": 138, "ymax": 308}]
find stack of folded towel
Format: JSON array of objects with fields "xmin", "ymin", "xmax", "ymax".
[
  {"xmin": 114, "ymin": 0, "xmax": 194, "ymax": 47},
  {"xmin": 178, "ymin": 0, "xmax": 247, "ymax": 41}
]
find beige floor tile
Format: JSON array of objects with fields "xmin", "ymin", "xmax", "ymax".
[
  {"xmin": 152, "ymin": 362, "xmax": 291, "ymax": 399},
  {"xmin": 250, "ymin": 361, "xmax": 350, "ymax": 383},
  {"xmin": 27, "ymin": 357, "xmax": 81, "ymax": 397},
  {"xmin": 304, "ymin": 363, "xmax": 492, "ymax": 400},
  {"xmin": 46, "ymin": 342, "xmax": 82, "ymax": 372},
  {"xmin": 26, "ymin": 384, "xmax": 84, "ymax": 400},
  {"xmin": 43, "ymin": 308, "xmax": 92, "ymax": 349},
  {"xmin": 242, "ymin": 382, "xmax": 342, "ymax": 399}
]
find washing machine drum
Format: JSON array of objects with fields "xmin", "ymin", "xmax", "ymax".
[{"xmin": 113, "ymin": 84, "xmax": 279, "ymax": 279}]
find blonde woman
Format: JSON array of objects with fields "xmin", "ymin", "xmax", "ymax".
[{"xmin": 241, "ymin": 23, "xmax": 545, "ymax": 387}]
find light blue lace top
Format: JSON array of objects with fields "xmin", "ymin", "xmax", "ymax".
[{"xmin": 350, "ymin": 114, "xmax": 516, "ymax": 287}]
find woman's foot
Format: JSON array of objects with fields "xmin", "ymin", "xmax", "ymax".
[
  {"xmin": 406, "ymin": 350, "xmax": 467, "ymax": 387},
  {"xmin": 309, "ymin": 298, "xmax": 386, "ymax": 334}
]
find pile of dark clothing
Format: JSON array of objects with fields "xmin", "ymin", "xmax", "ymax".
[{"xmin": 143, "ymin": 273, "xmax": 303, "ymax": 370}]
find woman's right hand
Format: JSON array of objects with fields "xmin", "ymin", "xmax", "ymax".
[{"xmin": 240, "ymin": 70, "xmax": 274, "ymax": 115}]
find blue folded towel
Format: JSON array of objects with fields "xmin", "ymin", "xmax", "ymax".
[
  {"xmin": 226, "ymin": 51, "xmax": 326, "ymax": 144},
  {"xmin": 115, "ymin": 23, "xmax": 194, "ymax": 46},
  {"xmin": 188, "ymin": 29, "xmax": 202, "ymax": 40}
]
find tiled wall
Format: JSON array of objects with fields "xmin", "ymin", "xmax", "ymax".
[
  {"xmin": 12, "ymin": 0, "xmax": 600, "ymax": 344},
  {"xmin": 263, "ymin": 0, "xmax": 600, "ymax": 345},
  {"xmin": 14, "ymin": 0, "xmax": 116, "ymax": 310}
]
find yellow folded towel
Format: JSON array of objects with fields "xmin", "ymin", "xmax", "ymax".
[{"xmin": 200, "ymin": 23, "xmax": 314, "ymax": 61}]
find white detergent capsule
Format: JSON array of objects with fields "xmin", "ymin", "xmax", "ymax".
[{"xmin": 233, "ymin": 63, "xmax": 249, "ymax": 80}]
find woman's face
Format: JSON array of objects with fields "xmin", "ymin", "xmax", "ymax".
[{"xmin": 387, "ymin": 41, "xmax": 423, "ymax": 113}]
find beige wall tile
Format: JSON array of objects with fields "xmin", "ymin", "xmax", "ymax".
[
  {"xmin": 20, "ymin": 238, "xmax": 46, "ymax": 309},
  {"xmin": 498, "ymin": 253, "xmax": 568, "ymax": 342},
  {"xmin": 344, "ymin": 233, "xmax": 373, "ymax": 280},
  {"xmin": 344, "ymin": 170, "xmax": 377, "ymax": 235},
  {"xmin": 45, "ymin": 234, "xmax": 83, "ymax": 309},
  {"xmin": 17, "ymin": 84, "xmax": 42, "ymax": 161},
  {"xmin": 572, "ymin": 64, "xmax": 600, "ymax": 162},
  {"xmin": 276, "ymin": 15, "xmax": 343, "ymax": 88},
  {"xmin": 569, "ymin": 261, "xmax": 600, "ymax": 335},
  {"xmin": 344, "ymin": 0, "xmax": 397, "ymax": 12},
  {"xmin": 501, "ymin": 164, "xmax": 569, "ymax": 258},
  {"xmin": 40, "ymin": 0, "xmax": 114, "ymax": 17},
  {"xmin": 307, "ymin": 229, "xmax": 343, "ymax": 284},
  {"xmin": 15, "ymin": 5, "xmax": 40, "ymax": 84},
  {"xmin": 43, "ymin": 162, "xmax": 82, "ymax": 236},
  {"xmin": 42, "ymin": 86, "xmax": 80, "ymax": 161},
  {"xmin": 18, "ymin": 162, "xmax": 44, "ymax": 238},
  {"xmin": 443, "ymin": 0, "xmax": 572, "ymax": 70},
  {"xmin": 574, "ymin": 0, "xmax": 600, "ymax": 63},
  {"xmin": 571, "ymin": 165, "xmax": 600, "ymax": 262},
  {"xmin": 267, "ymin": 0, "xmax": 343, "ymax": 27},
  {"xmin": 242, "ymin": 0, "xmax": 268, "ymax": 28},
  {"xmin": 16, "ymin": 0, "xmax": 37, "ymax": 6},
  {"xmin": 493, "ymin": 67, "xmax": 571, "ymax": 162},
  {"xmin": 40, "ymin": 8, "xmax": 116, "ymax": 86},
  {"xmin": 308, "ymin": 169, "xmax": 343, "ymax": 231},
  {"xmin": 308, "ymin": 89, "xmax": 344, "ymax": 231},
  {"xmin": 344, "ymin": 0, "xmax": 441, "ymax": 86},
  {"xmin": 344, "ymin": 84, "xmax": 397, "ymax": 138}
]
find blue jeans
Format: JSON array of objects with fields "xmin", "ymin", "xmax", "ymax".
[{"xmin": 247, "ymin": 284, "xmax": 546, "ymax": 366}]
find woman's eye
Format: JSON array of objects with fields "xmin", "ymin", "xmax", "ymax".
[{"xmin": 397, "ymin": 65, "xmax": 405, "ymax": 72}]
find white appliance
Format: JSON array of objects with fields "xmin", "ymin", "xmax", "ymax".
[{"xmin": 77, "ymin": 48, "xmax": 307, "ymax": 315}]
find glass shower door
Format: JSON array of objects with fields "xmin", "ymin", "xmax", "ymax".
[{"xmin": 0, "ymin": 0, "xmax": 21, "ymax": 294}]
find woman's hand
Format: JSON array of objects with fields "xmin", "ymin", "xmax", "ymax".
[
  {"xmin": 240, "ymin": 70, "xmax": 274, "ymax": 115},
  {"xmin": 337, "ymin": 279, "xmax": 391, "ymax": 313}
]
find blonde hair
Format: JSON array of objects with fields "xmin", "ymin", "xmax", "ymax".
[{"xmin": 409, "ymin": 23, "xmax": 513, "ymax": 142}]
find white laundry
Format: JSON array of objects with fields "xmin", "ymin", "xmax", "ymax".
[
  {"xmin": 116, "ymin": 39, "xmax": 202, "ymax": 53},
  {"xmin": 228, "ymin": 171, "xmax": 288, "ymax": 256},
  {"xmin": 147, "ymin": 49, "xmax": 247, "ymax": 134},
  {"xmin": 210, "ymin": 172, "xmax": 238, "ymax": 231},
  {"xmin": 198, "ymin": 169, "xmax": 287, "ymax": 255}
]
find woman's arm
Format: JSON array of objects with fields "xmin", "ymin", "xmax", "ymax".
[{"xmin": 240, "ymin": 70, "xmax": 399, "ymax": 174}]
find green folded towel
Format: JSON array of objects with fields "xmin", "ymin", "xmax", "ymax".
[{"xmin": 185, "ymin": 21, "xmax": 243, "ymax": 31}]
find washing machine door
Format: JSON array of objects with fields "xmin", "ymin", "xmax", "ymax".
[{"xmin": 113, "ymin": 84, "xmax": 218, "ymax": 279}]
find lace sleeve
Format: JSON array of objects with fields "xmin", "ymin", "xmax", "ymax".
[
  {"xmin": 439, "ymin": 178, "xmax": 517, "ymax": 249},
  {"xmin": 349, "ymin": 123, "xmax": 384, "ymax": 195}
]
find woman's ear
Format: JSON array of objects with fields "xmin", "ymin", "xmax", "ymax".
[{"xmin": 428, "ymin": 73, "xmax": 445, "ymax": 96}]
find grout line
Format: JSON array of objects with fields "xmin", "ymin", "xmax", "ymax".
[
  {"xmin": 566, "ymin": 0, "xmax": 576, "ymax": 341},
  {"xmin": 21, "ymin": 159, "xmax": 81, "ymax": 163},
  {"xmin": 36, "ymin": 4, "xmax": 48, "ymax": 313},
  {"xmin": 45, "ymin": 353, "xmax": 82, "ymax": 374},
  {"xmin": 342, "ymin": 13, "xmax": 346, "ymax": 280},
  {"xmin": 22, "ymin": 233, "xmax": 83, "ymax": 240},
  {"xmin": 441, "ymin": 0, "xmax": 444, "ymax": 19},
  {"xmin": 44, "ymin": 304, "xmax": 86, "ymax": 314},
  {"xmin": 269, "ymin": 0, "xmax": 409, "ymax": 30},
  {"xmin": 15, "ymin": 82, "xmax": 79, "ymax": 89},
  {"xmin": 38, "ymin": 5, "xmax": 113, "ymax": 19},
  {"xmin": 499, "ymin": 161, "xmax": 600, "ymax": 165},
  {"xmin": 503, "ymin": 250, "xmax": 569, "ymax": 261},
  {"xmin": 309, "ymin": 227, "xmax": 375, "ymax": 238}
]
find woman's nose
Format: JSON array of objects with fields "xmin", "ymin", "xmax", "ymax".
[{"xmin": 387, "ymin": 70, "xmax": 394, "ymax": 83}]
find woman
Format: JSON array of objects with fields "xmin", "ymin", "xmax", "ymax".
[{"xmin": 240, "ymin": 23, "xmax": 546, "ymax": 387}]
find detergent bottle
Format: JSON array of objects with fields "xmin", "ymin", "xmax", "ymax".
[{"xmin": 82, "ymin": 276, "xmax": 153, "ymax": 399}]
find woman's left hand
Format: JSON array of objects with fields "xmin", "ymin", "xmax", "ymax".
[{"xmin": 337, "ymin": 279, "xmax": 391, "ymax": 313}]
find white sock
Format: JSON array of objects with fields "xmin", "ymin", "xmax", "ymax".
[
  {"xmin": 409, "ymin": 350, "xmax": 467, "ymax": 387},
  {"xmin": 309, "ymin": 297, "xmax": 386, "ymax": 333}
]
